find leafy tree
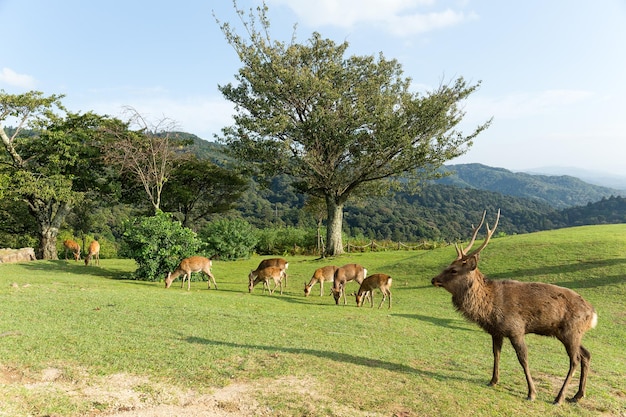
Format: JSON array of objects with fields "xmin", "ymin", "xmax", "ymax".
[
  {"xmin": 120, "ymin": 211, "xmax": 201, "ymax": 281},
  {"xmin": 0, "ymin": 90, "xmax": 118, "ymax": 258},
  {"xmin": 215, "ymin": 3, "xmax": 491, "ymax": 255},
  {"xmin": 161, "ymin": 156, "xmax": 248, "ymax": 229},
  {"xmin": 198, "ymin": 218, "xmax": 257, "ymax": 260}
]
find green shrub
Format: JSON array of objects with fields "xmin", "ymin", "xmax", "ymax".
[
  {"xmin": 120, "ymin": 211, "xmax": 201, "ymax": 281},
  {"xmin": 198, "ymin": 218, "xmax": 257, "ymax": 260},
  {"xmin": 254, "ymin": 226, "xmax": 317, "ymax": 255}
]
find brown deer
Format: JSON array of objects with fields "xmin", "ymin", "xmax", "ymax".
[
  {"xmin": 248, "ymin": 266, "xmax": 285, "ymax": 295},
  {"xmin": 63, "ymin": 239, "xmax": 81, "ymax": 261},
  {"xmin": 249, "ymin": 258, "xmax": 289, "ymax": 287},
  {"xmin": 355, "ymin": 274, "xmax": 392, "ymax": 309},
  {"xmin": 165, "ymin": 256, "xmax": 217, "ymax": 291},
  {"xmin": 84, "ymin": 240, "xmax": 100, "ymax": 266},
  {"xmin": 304, "ymin": 265, "xmax": 338, "ymax": 297},
  {"xmin": 331, "ymin": 263, "xmax": 367, "ymax": 305},
  {"xmin": 431, "ymin": 210, "xmax": 598, "ymax": 404}
]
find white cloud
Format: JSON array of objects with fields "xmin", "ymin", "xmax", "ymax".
[
  {"xmin": 0, "ymin": 67, "xmax": 36, "ymax": 89},
  {"xmin": 268, "ymin": 0, "xmax": 473, "ymax": 35}
]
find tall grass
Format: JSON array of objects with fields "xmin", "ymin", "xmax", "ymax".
[{"xmin": 0, "ymin": 224, "xmax": 625, "ymax": 416}]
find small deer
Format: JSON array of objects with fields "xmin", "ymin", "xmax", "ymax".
[
  {"xmin": 63, "ymin": 239, "xmax": 81, "ymax": 261},
  {"xmin": 355, "ymin": 274, "xmax": 392, "ymax": 309},
  {"xmin": 84, "ymin": 240, "xmax": 100, "ymax": 266},
  {"xmin": 165, "ymin": 256, "xmax": 217, "ymax": 291},
  {"xmin": 248, "ymin": 266, "xmax": 285, "ymax": 295},
  {"xmin": 249, "ymin": 258, "xmax": 289, "ymax": 287},
  {"xmin": 304, "ymin": 265, "xmax": 338, "ymax": 297},
  {"xmin": 331, "ymin": 263, "xmax": 367, "ymax": 305},
  {"xmin": 431, "ymin": 210, "xmax": 598, "ymax": 404}
]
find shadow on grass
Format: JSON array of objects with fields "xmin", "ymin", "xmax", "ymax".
[
  {"xmin": 392, "ymin": 313, "xmax": 475, "ymax": 332},
  {"xmin": 20, "ymin": 260, "xmax": 131, "ymax": 280},
  {"xmin": 185, "ymin": 335, "xmax": 464, "ymax": 383},
  {"xmin": 488, "ymin": 258, "xmax": 626, "ymax": 289}
]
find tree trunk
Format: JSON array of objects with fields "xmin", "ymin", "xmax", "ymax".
[
  {"xmin": 325, "ymin": 195, "xmax": 344, "ymax": 256},
  {"xmin": 29, "ymin": 199, "xmax": 73, "ymax": 260}
]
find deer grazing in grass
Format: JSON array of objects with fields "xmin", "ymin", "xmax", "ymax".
[
  {"xmin": 84, "ymin": 240, "xmax": 100, "ymax": 266},
  {"xmin": 304, "ymin": 265, "xmax": 338, "ymax": 297},
  {"xmin": 63, "ymin": 239, "xmax": 81, "ymax": 261},
  {"xmin": 431, "ymin": 209, "xmax": 598, "ymax": 404},
  {"xmin": 249, "ymin": 258, "xmax": 288, "ymax": 288},
  {"xmin": 165, "ymin": 256, "xmax": 217, "ymax": 291},
  {"xmin": 331, "ymin": 264, "xmax": 367, "ymax": 305},
  {"xmin": 248, "ymin": 266, "xmax": 285, "ymax": 295},
  {"xmin": 355, "ymin": 274, "xmax": 392, "ymax": 309}
]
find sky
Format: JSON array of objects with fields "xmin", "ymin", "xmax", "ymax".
[{"xmin": 1, "ymin": 0, "xmax": 626, "ymax": 177}]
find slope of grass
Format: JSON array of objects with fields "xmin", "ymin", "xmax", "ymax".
[{"xmin": 0, "ymin": 224, "xmax": 625, "ymax": 416}]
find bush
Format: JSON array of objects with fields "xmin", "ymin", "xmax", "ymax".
[
  {"xmin": 120, "ymin": 211, "xmax": 201, "ymax": 281},
  {"xmin": 254, "ymin": 227, "xmax": 318, "ymax": 255},
  {"xmin": 198, "ymin": 218, "xmax": 257, "ymax": 260}
]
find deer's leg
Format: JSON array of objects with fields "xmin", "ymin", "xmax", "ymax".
[
  {"xmin": 489, "ymin": 334, "xmax": 503, "ymax": 387},
  {"xmin": 509, "ymin": 335, "xmax": 536, "ymax": 401},
  {"xmin": 554, "ymin": 340, "xmax": 581, "ymax": 405},
  {"xmin": 319, "ymin": 281, "xmax": 323, "ymax": 297},
  {"xmin": 570, "ymin": 345, "xmax": 591, "ymax": 403}
]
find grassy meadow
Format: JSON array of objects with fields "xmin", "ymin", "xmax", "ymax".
[{"xmin": 0, "ymin": 224, "xmax": 625, "ymax": 416}]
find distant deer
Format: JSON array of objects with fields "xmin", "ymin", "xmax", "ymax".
[
  {"xmin": 355, "ymin": 274, "xmax": 392, "ymax": 309},
  {"xmin": 331, "ymin": 263, "xmax": 367, "ymax": 305},
  {"xmin": 84, "ymin": 240, "xmax": 100, "ymax": 266},
  {"xmin": 165, "ymin": 256, "xmax": 217, "ymax": 291},
  {"xmin": 304, "ymin": 265, "xmax": 338, "ymax": 297},
  {"xmin": 248, "ymin": 266, "xmax": 285, "ymax": 295},
  {"xmin": 63, "ymin": 239, "xmax": 81, "ymax": 261},
  {"xmin": 431, "ymin": 210, "xmax": 598, "ymax": 404},
  {"xmin": 249, "ymin": 258, "xmax": 288, "ymax": 287}
]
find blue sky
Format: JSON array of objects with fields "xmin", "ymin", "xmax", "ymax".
[{"xmin": 2, "ymin": 0, "xmax": 625, "ymax": 176}]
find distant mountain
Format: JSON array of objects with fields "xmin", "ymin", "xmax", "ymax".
[
  {"xmin": 524, "ymin": 166, "xmax": 626, "ymax": 190},
  {"xmin": 437, "ymin": 163, "xmax": 623, "ymax": 209}
]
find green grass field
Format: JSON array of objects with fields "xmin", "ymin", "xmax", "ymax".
[{"xmin": 1, "ymin": 224, "xmax": 625, "ymax": 416}]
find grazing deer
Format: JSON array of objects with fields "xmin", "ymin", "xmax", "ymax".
[
  {"xmin": 355, "ymin": 274, "xmax": 392, "ymax": 309},
  {"xmin": 249, "ymin": 258, "xmax": 289, "ymax": 287},
  {"xmin": 331, "ymin": 263, "xmax": 367, "ymax": 305},
  {"xmin": 165, "ymin": 256, "xmax": 217, "ymax": 291},
  {"xmin": 63, "ymin": 239, "xmax": 81, "ymax": 261},
  {"xmin": 304, "ymin": 265, "xmax": 338, "ymax": 297},
  {"xmin": 84, "ymin": 240, "xmax": 100, "ymax": 266},
  {"xmin": 248, "ymin": 266, "xmax": 285, "ymax": 295},
  {"xmin": 431, "ymin": 210, "xmax": 598, "ymax": 404}
]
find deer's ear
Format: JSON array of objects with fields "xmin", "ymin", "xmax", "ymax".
[{"xmin": 466, "ymin": 255, "xmax": 479, "ymax": 271}]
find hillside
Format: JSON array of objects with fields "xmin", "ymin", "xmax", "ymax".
[{"xmin": 437, "ymin": 163, "xmax": 623, "ymax": 209}]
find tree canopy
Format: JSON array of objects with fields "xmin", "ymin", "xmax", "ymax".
[{"xmin": 215, "ymin": 3, "xmax": 491, "ymax": 255}]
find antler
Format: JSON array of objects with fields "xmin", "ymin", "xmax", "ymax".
[
  {"xmin": 455, "ymin": 210, "xmax": 487, "ymax": 259},
  {"xmin": 464, "ymin": 209, "xmax": 500, "ymax": 259}
]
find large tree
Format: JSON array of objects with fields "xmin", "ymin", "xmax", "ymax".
[
  {"xmin": 215, "ymin": 4, "xmax": 491, "ymax": 256},
  {"xmin": 0, "ymin": 90, "xmax": 118, "ymax": 258}
]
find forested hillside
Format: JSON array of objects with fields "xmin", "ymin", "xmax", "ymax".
[{"xmin": 187, "ymin": 137, "xmax": 626, "ymax": 242}]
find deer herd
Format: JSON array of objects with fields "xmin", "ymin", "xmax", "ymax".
[{"xmin": 67, "ymin": 209, "xmax": 599, "ymax": 405}]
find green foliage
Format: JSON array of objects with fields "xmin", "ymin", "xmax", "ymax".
[
  {"xmin": 197, "ymin": 218, "xmax": 257, "ymax": 260},
  {"xmin": 120, "ymin": 211, "xmax": 201, "ymax": 281},
  {"xmin": 254, "ymin": 226, "xmax": 317, "ymax": 255}
]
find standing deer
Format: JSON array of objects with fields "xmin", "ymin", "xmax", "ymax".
[
  {"xmin": 165, "ymin": 256, "xmax": 217, "ymax": 291},
  {"xmin": 331, "ymin": 263, "xmax": 367, "ymax": 305},
  {"xmin": 84, "ymin": 240, "xmax": 100, "ymax": 266},
  {"xmin": 249, "ymin": 258, "xmax": 289, "ymax": 287},
  {"xmin": 355, "ymin": 274, "xmax": 392, "ymax": 309},
  {"xmin": 248, "ymin": 266, "xmax": 285, "ymax": 295},
  {"xmin": 63, "ymin": 239, "xmax": 81, "ymax": 261},
  {"xmin": 431, "ymin": 210, "xmax": 598, "ymax": 404},
  {"xmin": 304, "ymin": 265, "xmax": 338, "ymax": 297}
]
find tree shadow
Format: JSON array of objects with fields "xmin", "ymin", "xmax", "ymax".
[
  {"xmin": 184, "ymin": 335, "xmax": 468, "ymax": 383},
  {"xmin": 489, "ymin": 258, "xmax": 626, "ymax": 290},
  {"xmin": 20, "ymin": 260, "xmax": 130, "ymax": 280},
  {"xmin": 392, "ymin": 313, "xmax": 475, "ymax": 332}
]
